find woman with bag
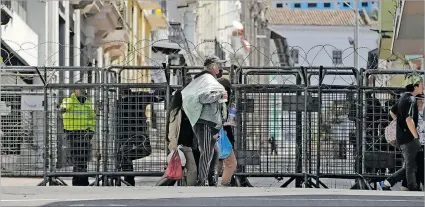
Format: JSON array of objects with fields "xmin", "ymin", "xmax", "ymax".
[
  {"xmin": 156, "ymin": 90, "xmax": 197, "ymax": 186},
  {"xmin": 217, "ymin": 78, "xmax": 237, "ymax": 186}
]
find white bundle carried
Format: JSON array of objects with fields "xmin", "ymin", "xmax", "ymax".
[{"xmin": 181, "ymin": 73, "xmax": 225, "ymax": 126}]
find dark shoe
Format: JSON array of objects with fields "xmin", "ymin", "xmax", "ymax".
[
  {"xmin": 382, "ymin": 186, "xmax": 392, "ymax": 191},
  {"xmin": 124, "ymin": 176, "xmax": 135, "ymax": 186}
]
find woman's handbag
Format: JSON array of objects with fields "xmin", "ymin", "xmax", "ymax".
[{"xmin": 385, "ymin": 119, "xmax": 397, "ymax": 147}]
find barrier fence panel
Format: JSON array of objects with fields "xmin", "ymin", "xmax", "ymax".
[
  {"xmin": 233, "ymin": 67, "xmax": 364, "ymax": 188},
  {"xmin": 2, "ymin": 64, "xmax": 424, "ymax": 189},
  {"xmin": 308, "ymin": 68, "xmax": 361, "ymax": 189},
  {"xmin": 101, "ymin": 67, "xmax": 170, "ymax": 186},
  {"xmin": 361, "ymin": 70, "xmax": 425, "ymax": 179},
  {"xmin": 0, "ymin": 83, "xmax": 46, "ymax": 177}
]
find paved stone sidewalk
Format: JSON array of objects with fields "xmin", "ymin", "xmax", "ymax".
[{"xmin": 1, "ymin": 186, "xmax": 423, "ymax": 207}]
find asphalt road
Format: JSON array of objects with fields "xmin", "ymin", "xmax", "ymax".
[
  {"xmin": 39, "ymin": 195, "xmax": 424, "ymax": 207},
  {"xmin": 1, "ymin": 186, "xmax": 423, "ymax": 207}
]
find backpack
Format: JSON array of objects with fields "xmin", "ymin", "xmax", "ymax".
[
  {"xmin": 218, "ymin": 128, "xmax": 233, "ymax": 159},
  {"xmin": 385, "ymin": 119, "xmax": 397, "ymax": 147}
]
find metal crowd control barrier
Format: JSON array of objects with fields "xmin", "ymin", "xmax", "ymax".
[
  {"xmin": 0, "ymin": 65, "xmax": 421, "ymax": 189},
  {"xmin": 234, "ymin": 66, "xmax": 368, "ymax": 188}
]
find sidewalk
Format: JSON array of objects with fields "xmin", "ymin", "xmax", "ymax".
[{"xmin": 0, "ymin": 177, "xmax": 160, "ymax": 186}]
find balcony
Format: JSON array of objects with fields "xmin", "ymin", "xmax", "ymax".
[
  {"xmin": 391, "ymin": 0, "xmax": 424, "ymax": 55},
  {"xmin": 101, "ymin": 29, "xmax": 129, "ymax": 60},
  {"xmin": 151, "ymin": 22, "xmax": 183, "ymax": 52},
  {"xmin": 136, "ymin": 0, "xmax": 161, "ymax": 10},
  {"xmin": 82, "ymin": 1, "xmax": 122, "ymax": 48},
  {"xmin": 1, "ymin": 3, "xmax": 38, "ymax": 66},
  {"xmin": 70, "ymin": 0, "xmax": 95, "ymax": 10}
]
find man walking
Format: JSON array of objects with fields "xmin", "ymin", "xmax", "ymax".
[
  {"xmin": 382, "ymin": 75, "xmax": 423, "ymax": 191},
  {"xmin": 60, "ymin": 84, "xmax": 96, "ymax": 186},
  {"xmin": 182, "ymin": 55, "xmax": 227, "ymax": 186}
]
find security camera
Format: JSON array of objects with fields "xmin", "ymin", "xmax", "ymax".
[{"xmin": 348, "ymin": 37, "xmax": 355, "ymax": 46}]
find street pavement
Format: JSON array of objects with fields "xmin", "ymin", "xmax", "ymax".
[
  {"xmin": 0, "ymin": 176, "xmax": 406, "ymax": 191},
  {"xmin": 1, "ymin": 186, "xmax": 423, "ymax": 207}
]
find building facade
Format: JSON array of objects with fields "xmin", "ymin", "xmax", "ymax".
[
  {"xmin": 0, "ymin": 0, "xmax": 168, "ymax": 175},
  {"xmin": 267, "ymin": 8, "xmax": 379, "ymax": 85}
]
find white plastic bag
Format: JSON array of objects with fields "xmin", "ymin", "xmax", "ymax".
[{"xmin": 167, "ymin": 145, "xmax": 186, "ymax": 167}]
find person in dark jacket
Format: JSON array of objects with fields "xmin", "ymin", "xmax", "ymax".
[
  {"xmin": 216, "ymin": 78, "xmax": 237, "ymax": 186},
  {"xmin": 156, "ymin": 90, "xmax": 197, "ymax": 186},
  {"xmin": 382, "ymin": 76, "xmax": 423, "ymax": 191},
  {"xmin": 116, "ymin": 90, "xmax": 153, "ymax": 186}
]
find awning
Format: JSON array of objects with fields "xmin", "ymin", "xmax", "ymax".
[
  {"xmin": 1, "ymin": 73, "xmax": 28, "ymax": 85},
  {"xmin": 145, "ymin": 14, "xmax": 167, "ymax": 31},
  {"xmin": 391, "ymin": 1, "xmax": 424, "ymax": 55}
]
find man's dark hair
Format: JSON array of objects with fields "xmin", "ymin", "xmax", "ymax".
[{"xmin": 406, "ymin": 83, "xmax": 421, "ymax": 92}]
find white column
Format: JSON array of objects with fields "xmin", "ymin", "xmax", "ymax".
[
  {"xmin": 141, "ymin": 11, "xmax": 147, "ymax": 83},
  {"xmin": 73, "ymin": 10, "xmax": 81, "ymax": 80},
  {"xmin": 53, "ymin": 1, "xmax": 59, "ymax": 68},
  {"xmin": 133, "ymin": 5, "xmax": 138, "ymax": 67},
  {"xmin": 141, "ymin": 11, "xmax": 146, "ymax": 66},
  {"xmin": 104, "ymin": 52, "xmax": 111, "ymax": 83},
  {"xmin": 45, "ymin": 1, "xmax": 50, "ymax": 66},
  {"xmin": 64, "ymin": 1, "xmax": 70, "ymax": 85},
  {"xmin": 105, "ymin": 52, "xmax": 111, "ymax": 67}
]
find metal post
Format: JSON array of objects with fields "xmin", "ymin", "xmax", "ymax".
[
  {"xmin": 303, "ymin": 86, "xmax": 309, "ymax": 188},
  {"xmin": 0, "ymin": 0, "xmax": 3, "ymax": 186},
  {"xmin": 354, "ymin": 0, "xmax": 359, "ymax": 71},
  {"xmin": 44, "ymin": 67, "xmax": 50, "ymax": 185}
]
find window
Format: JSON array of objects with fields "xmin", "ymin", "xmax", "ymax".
[
  {"xmin": 324, "ymin": 3, "xmax": 331, "ymax": 8},
  {"xmin": 307, "ymin": 3, "xmax": 317, "ymax": 8},
  {"xmin": 276, "ymin": 3, "xmax": 283, "ymax": 8},
  {"xmin": 333, "ymin": 50, "xmax": 343, "ymax": 65},
  {"xmin": 294, "ymin": 3, "xmax": 301, "ymax": 8},
  {"xmin": 361, "ymin": 2, "xmax": 368, "ymax": 7},
  {"xmin": 343, "ymin": 2, "xmax": 351, "ymax": 7},
  {"xmin": 291, "ymin": 49, "xmax": 299, "ymax": 64},
  {"xmin": 4, "ymin": 0, "xmax": 27, "ymax": 22}
]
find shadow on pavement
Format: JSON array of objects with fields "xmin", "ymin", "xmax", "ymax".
[{"xmin": 41, "ymin": 195, "xmax": 424, "ymax": 207}]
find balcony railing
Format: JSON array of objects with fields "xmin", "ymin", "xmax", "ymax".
[
  {"xmin": 151, "ymin": 23, "xmax": 183, "ymax": 43},
  {"xmin": 151, "ymin": 29, "xmax": 169, "ymax": 42}
]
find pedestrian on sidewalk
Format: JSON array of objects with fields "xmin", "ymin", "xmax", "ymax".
[
  {"xmin": 156, "ymin": 90, "xmax": 197, "ymax": 186},
  {"xmin": 382, "ymin": 76, "xmax": 423, "ymax": 191},
  {"xmin": 400, "ymin": 94, "xmax": 425, "ymax": 190},
  {"xmin": 182, "ymin": 55, "xmax": 227, "ymax": 186},
  {"xmin": 217, "ymin": 78, "xmax": 237, "ymax": 186}
]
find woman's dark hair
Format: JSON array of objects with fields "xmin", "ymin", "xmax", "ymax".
[
  {"xmin": 390, "ymin": 104, "xmax": 398, "ymax": 115},
  {"xmin": 169, "ymin": 90, "xmax": 183, "ymax": 122},
  {"xmin": 217, "ymin": 78, "xmax": 232, "ymax": 106},
  {"xmin": 406, "ymin": 84, "xmax": 415, "ymax": 92}
]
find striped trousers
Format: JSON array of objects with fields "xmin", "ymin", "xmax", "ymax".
[{"xmin": 193, "ymin": 123, "xmax": 219, "ymax": 186}]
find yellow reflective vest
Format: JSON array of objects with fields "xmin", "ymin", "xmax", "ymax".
[{"xmin": 60, "ymin": 93, "xmax": 96, "ymax": 131}]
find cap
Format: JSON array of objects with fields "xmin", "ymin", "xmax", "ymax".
[
  {"xmin": 404, "ymin": 75, "xmax": 423, "ymax": 87},
  {"xmin": 203, "ymin": 55, "xmax": 226, "ymax": 67}
]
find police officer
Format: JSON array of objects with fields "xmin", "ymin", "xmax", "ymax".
[{"xmin": 60, "ymin": 83, "xmax": 96, "ymax": 186}]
